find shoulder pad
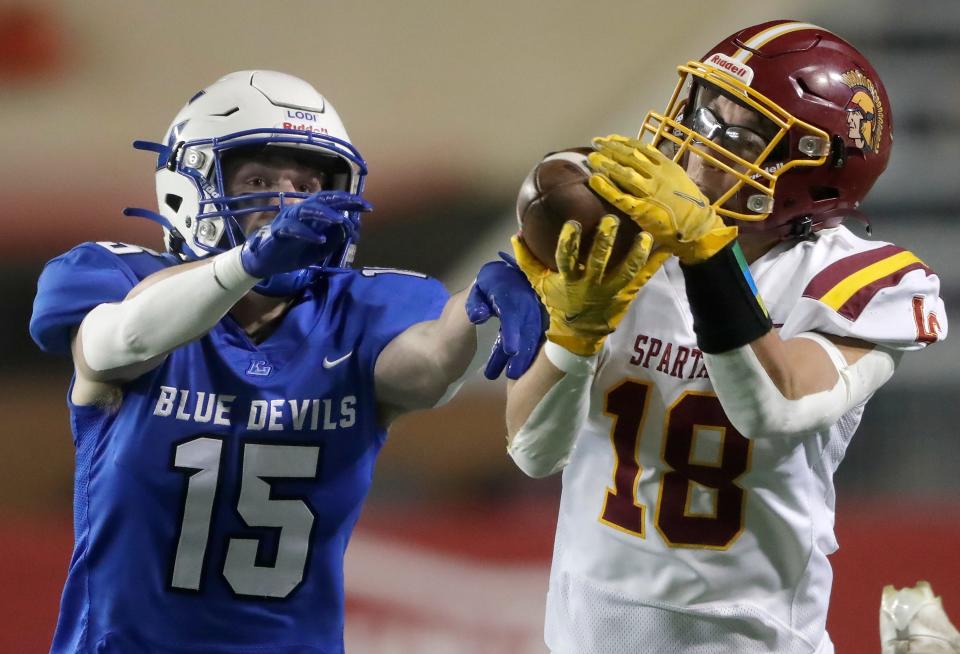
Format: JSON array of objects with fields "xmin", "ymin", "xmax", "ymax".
[
  {"xmin": 782, "ymin": 241, "xmax": 947, "ymax": 350},
  {"xmin": 29, "ymin": 242, "xmax": 177, "ymax": 355},
  {"xmin": 801, "ymin": 244, "xmax": 933, "ymax": 321}
]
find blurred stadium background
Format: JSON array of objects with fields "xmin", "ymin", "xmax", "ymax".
[{"xmin": 2, "ymin": 1, "xmax": 958, "ymax": 652}]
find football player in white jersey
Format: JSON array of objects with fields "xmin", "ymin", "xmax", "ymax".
[{"xmin": 506, "ymin": 20, "xmax": 948, "ymax": 654}]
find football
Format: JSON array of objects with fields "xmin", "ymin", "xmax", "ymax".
[{"xmin": 516, "ymin": 147, "xmax": 640, "ymax": 271}]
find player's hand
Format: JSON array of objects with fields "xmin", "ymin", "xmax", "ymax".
[
  {"xmin": 466, "ymin": 253, "xmax": 546, "ymax": 380},
  {"xmin": 240, "ymin": 190, "xmax": 370, "ymax": 278},
  {"xmin": 587, "ymin": 135, "xmax": 737, "ymax": 264},
  {"xmin": 881, "ymin": 581, "xmax": 960, "ymax": 654},
  {"xmin": 512, "ymin": 215, "xmax": 669, "ymax": 356}
]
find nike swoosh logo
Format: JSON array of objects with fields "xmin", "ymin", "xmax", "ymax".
[
  {"xmin": 673, "ymin": 191, "xmax": 706, "ymax": 207},
  {"xmin": 562, "ymin": 312, "xmax": 585, "ymax": 324},
  {"xmin": 322, "ymin": 351, "xmax": 353, "ymax": 369}
]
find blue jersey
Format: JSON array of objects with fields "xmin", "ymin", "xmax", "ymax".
[{"xmin": 30, "ymin": 241, "xmax": 449, "ymax": 654}]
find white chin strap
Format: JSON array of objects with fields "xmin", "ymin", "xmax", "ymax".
[
  {"xmin": 508, "ymin": 341, "xmax": 597, "ymax": 478},
  {"xmin": 704, "ymin": 331, "xmax": 898, "ymax": 439}
]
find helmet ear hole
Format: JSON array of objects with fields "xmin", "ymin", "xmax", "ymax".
[{"xmin": 165, "ymin": 194, "xmax": 183, "ymax": 212}]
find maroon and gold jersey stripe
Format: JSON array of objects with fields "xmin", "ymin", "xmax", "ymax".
[{"xmin": 802, "ymin": 245, "xmax": 933, "ymax": 320}]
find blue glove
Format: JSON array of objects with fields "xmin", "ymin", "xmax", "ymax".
[
  {"xmin": 466, "ymin": 252, "xmax": 547, "ymax": 380},
  {"xmin": 240, "ymin": 190, "xmax": 370, "ymax": 278}
]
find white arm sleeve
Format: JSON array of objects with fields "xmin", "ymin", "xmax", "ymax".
[
  {"xmin": 79, "ymin": 247, "xmax": 258, "ymax": 372},
  {"xmin": 508, "ymin": 341, "xmax": 597, "ymax": 478},
  {"xmin": 704, "ymin": 331, "xmax": 898, "ymax": 439}
]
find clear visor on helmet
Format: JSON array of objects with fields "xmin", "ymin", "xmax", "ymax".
[
  {"xmin": 688, "ymin": 105, "xmax": 773, "ymax": 163},
  {"xmin": 640, "ymin": 61, "xmax": 831, "ymax": 221}
]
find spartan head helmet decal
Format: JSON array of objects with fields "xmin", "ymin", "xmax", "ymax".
[{"xmin": 842, "ymin": 70, "xmax": 885, "ymax": 154}]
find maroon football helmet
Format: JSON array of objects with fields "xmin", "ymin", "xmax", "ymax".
[{"xmin": 640, "ymin": 20, "xmax": 892, "ymax": 239}]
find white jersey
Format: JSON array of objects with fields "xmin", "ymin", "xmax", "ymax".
[{"xmin": 544, "ymin": 226, "xmax": 947, "ymax": 654}]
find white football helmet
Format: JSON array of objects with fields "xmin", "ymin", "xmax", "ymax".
[{"xmin": 125, "ymin": 70, "xmax": 367, "ymax": 292}]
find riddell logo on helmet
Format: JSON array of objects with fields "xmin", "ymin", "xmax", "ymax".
[
  {"xmin": 281, "ymin": 122, "xmax": 329, "ymax": 134},
  {"xmin": 705, "ymin": 53, "xmax": 755, "ymax": 86}
]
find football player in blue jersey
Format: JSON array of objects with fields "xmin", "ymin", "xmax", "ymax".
[{"xmin": 29, "ymin": 70, "xmax": 545, "ymax": 654}]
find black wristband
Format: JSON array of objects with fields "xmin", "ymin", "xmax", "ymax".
[{"xmin": 680, "ymin": 241, "xmax": 773, "ymax": 354}]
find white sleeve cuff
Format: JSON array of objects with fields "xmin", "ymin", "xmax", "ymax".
[{"xmin": 544, "ymin": 341, "xmax": 599, "ymax": 376}]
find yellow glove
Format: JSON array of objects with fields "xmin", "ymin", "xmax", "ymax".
[
  {"xmin": 587, "ymin": 134, "xmax": 738, "ymax": 264},
  {"xmin": 512, "ymin": 215, "xmax": 669, "ymax": 356}
]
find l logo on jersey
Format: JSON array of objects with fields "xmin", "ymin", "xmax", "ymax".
[
  {"xmin": 246, "ymin": 360, "xmax": 274, "ymax": 376},
  {"xmin": 912, "ymin": 296, "xmax": 942, "ymax": 343}
]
